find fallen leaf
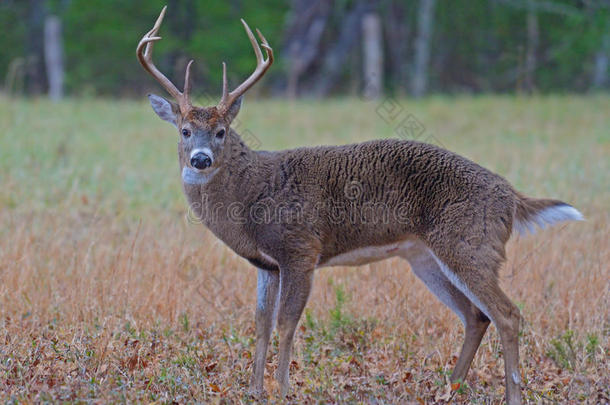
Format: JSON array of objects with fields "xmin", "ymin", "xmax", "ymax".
[{"xmin": 98, "ymin": 363, "xmax": 108, "ymax": 374}]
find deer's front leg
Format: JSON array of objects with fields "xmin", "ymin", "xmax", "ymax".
[
  {"xmin": 249, "ymin": 268, "xmax": 280, "ymax": 395},
  {"xmin": 275, "ymin": 264, "xmax": 314, "ymax": 397}
]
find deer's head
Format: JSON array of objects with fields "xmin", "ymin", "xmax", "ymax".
[{"xmin": 137, "ymin": 6, "xmax": 273, "ymax": 184}]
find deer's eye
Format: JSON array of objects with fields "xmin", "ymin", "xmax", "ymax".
[
  {"xmin": 216, "ymin": 129, "xmax": 225, "ymax": 139},
  {"xmin": 181, "ymin": 128, "xmax": 190, "ymax": 138}
]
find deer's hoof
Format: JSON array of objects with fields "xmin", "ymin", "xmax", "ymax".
[{"xmin": 247, "ymin": 387, "xmax": 267, "ymax": 399}]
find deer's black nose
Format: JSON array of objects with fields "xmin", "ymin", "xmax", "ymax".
[{"xmin": 190, "ymin": 152, "xmax": 212, "ymax": 170}]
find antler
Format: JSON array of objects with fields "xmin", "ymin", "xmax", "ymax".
[
  {"xmin": 217, "ymin": 19, "xmax": 274, "ymax": 114},
  {"xmin": 137, "ymin": 6, "xmax": 193, "ymax": 113}
]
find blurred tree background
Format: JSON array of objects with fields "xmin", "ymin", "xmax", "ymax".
[{"xmin": 1, "ymin": 0, "xmax": 610, "ymax": 99}]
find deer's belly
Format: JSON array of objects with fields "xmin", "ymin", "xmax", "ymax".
[{"xmin": 319, "ymin": 240, "xmax": 417, "ymax": 268}]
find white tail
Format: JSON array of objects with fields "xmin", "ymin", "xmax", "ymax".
[{"xmin": 513, "ymin": 197, "xmax": 584, "ymax": 235}]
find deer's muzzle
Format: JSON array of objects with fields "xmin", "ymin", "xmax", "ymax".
[{"xmin": 190, "ymin": 149, "xmax": 213, "ymax": 171}]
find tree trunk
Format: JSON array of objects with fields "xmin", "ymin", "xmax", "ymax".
[
  {"xmin": 411, "ymin": 0, "xmax": 436, "ymax": 98},
  {"xmin": 592, "ymin": 30, "xmax": 610, "ymax": 90},
  {"xmin": 44, "ymin": 15, "xmax": 64, "ymax": 101},
  {"xmin": 26, "ymin": 0, "xmax": 47, "ymax": 95},
  {"xmin": 384, "ymin": 0, "xmax": 409, "ymax": 95},
  {"xmin": 168, "ymin": 0, "xmax": 196, "ymax": 89},
  {"xmin": 361, "ymin": 12, "xmax": 383, "ymax": 99},
  {"xmin": 312, "ymin": 1, "xmax": 367, "ymax": 97},
  {"xmin": 283, "ymin": 0, "xmax": 332, "ymax": 98},
  {"xmin": 5, "ymin": 58, "xmax": 27, "ymax": 96},
  {"xmin": 524, "ymin": 0, "xmax": 539, "ymax": 93}
]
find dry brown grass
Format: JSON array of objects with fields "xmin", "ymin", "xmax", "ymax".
[{"xmin": 0, "ymin": 96, "xmax": 608, "ymax": 403}]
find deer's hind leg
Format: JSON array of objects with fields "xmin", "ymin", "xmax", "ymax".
[
  {"xmin": 399, "ymin": 243, "xmax": 490, "ymax": 382},
  {"xmin": 427, "ymin": 243, "xmax": 523, "ymax": 405}
]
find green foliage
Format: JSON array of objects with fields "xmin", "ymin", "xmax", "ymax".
[
  {"xmin": 62, "ymin": 0, "xmax": 168, "ymax": 95},
  {"xmin": 2, "ymin": 1, "xmax": 610, "ymax": 95},
  {"xmin": 434, "ymin": 1, "xmax": 610, "ymax": 92},
  {"xmin": 546, "ymin": 330, "xmax": 603, "ymax": 371},
  {"xmin": 585, "ymin": 333, "xmax": 599, "ymax": 357},
  {"xmin": 61, "ymin": 0, "xmax": 286, "ymax": 96},
  {"xmin": 329, "ymin": 283, "xmax": 349, "ymax": 332},
  {"xmin": 534, "ymin": 11, "xmax": 609, "ymax": 92},
  {"xmin": 548, "ymin": 329, "xmax": 577, "ymax": 369},
  {"xmin": 302, "ymin": 282, "xmax": 377, "ymax": 363},
  {"xmin": 179, "ymin": 312, "xmax": 190, "ymax": 332},
  {"xmin": 455, "ymin": 379, "xmax": 469, "ymax": 395},
  {"xmin": 0, "ymin": 2, "xmax": 29, "ymax": 85}
]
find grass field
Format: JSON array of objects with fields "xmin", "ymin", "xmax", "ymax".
[{"xmin": 0, "ymin": 95, "xmax": 608, "ymax": 403}]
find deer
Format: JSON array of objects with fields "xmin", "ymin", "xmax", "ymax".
[{"xmin": 137, "ymin": 7, "xmax": 583, "ymax": 405}]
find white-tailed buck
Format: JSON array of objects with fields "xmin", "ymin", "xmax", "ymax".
[{"xmin": 137, "ymin": 7, "xmax": 583, "ymax": 404}]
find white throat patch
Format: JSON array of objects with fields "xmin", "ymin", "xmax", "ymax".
[{"xmin": 182, "ymin": 166, "xmax": 219, "ymax": 185}]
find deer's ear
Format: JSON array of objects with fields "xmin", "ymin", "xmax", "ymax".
[
  {"xmin": 224, "ymin": 96, "xmax": 243, "ymax": 123},
  {"xmin": 149, "ymin": 94, "xmax": 179, "ymax": 128}
]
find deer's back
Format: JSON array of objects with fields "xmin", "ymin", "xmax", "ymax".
[{"xmin": 253, "ymin": 139, "xmax": 516, "ymax": 267}]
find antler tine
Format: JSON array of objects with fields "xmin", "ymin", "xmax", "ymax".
[
  {"xmin": 136, "ymin": 6, "xmax": 192, "ymax": 112},
  {"xmin": 242, "ymin": 19, "xmax": 264, "ymax": 62},
  {"xmin": 143, "ymin": 6, "xmax": 165, "ymax": 57},
  {"xmin": 255, "ymin": 27, "xmax": 271, "ymax": 50},
  {"xmin": 221, "ymin": 62, "xmax": 228, "ymax": 101},
  {"xmin": 217, "ymin": 19, "xmax": 274, "ymax": 114},
  {"xmin": 183, "ymin": 59, "xmax": 194, "ymax": 101}
]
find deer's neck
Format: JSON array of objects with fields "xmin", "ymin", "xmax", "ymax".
[
  {"xmin": 182, "ymin": 129, "xmax": 263, "ymax": 218},
  {"xmin": 181, "ymin": 129, "xmax": 268, "ymax": 258},
  {"xmin": 213, "ymin": 129, "xmax": 261, "ymax": 194}
]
